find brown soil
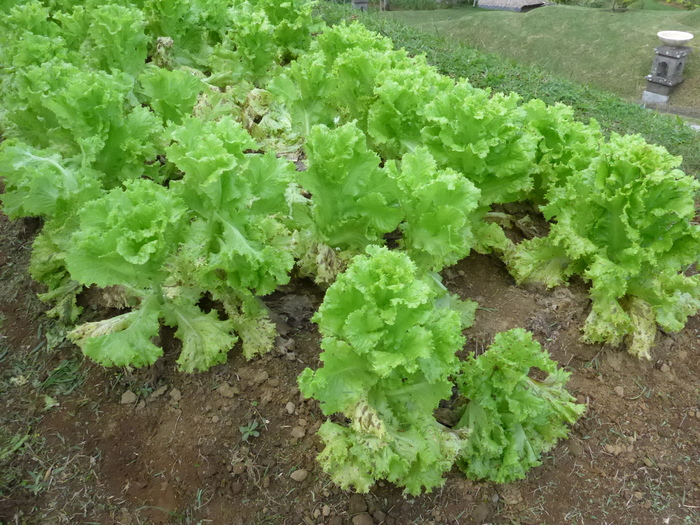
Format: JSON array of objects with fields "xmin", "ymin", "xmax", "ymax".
[{"xmin": 2, "ymin": 211, "xmax": 700, "ymax": 525}]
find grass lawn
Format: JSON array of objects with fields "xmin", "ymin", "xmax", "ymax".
[{"xmin": 385, "ymin": 5, "xmax": 700, "ymax": 108}]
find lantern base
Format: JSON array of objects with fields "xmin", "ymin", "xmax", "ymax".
[{"xmin": 641, "ymin": 90, "xmax": 670, "ymax": 105}]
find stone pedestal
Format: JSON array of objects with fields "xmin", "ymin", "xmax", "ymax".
[{"xmin": 642, "ymin": 45, "xmax": 691, "ymax": 105}]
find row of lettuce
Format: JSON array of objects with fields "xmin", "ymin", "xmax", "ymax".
[{"xmin": 0, "ymin": 0, "xmax": 697, "ymax": 493}]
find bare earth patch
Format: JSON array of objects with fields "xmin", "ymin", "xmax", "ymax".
[{"xmin": 2, "ymin": 213, "xmax": 700, "ymax": 525}]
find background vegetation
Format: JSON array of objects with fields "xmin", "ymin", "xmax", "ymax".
[
  {"xmin": 385, "ymin": 6, "xmax": 700, "ymax": 107},
  {"xmin": 318, "ymin": 3, "xmax": 700, "ymax": 177}
]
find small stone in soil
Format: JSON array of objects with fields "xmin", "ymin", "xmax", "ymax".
[
  {"xmin": 614, "ymin": 386, "xmax": 624, "ymax": 398},
  {"xmin": 351, "ymin": 513, "xmax": 373, "ymax": 525},
  {"xmin": 472, "ymin": 502, "xmax": 491, "ymax": 523},
  {"xmin": 217, "ymin": 383, "xmax": 239, "ymax": 398},
  {"xmin": 149, "ymin": 385, "xmax": 168, "ymax": 399},
  {"xmin": 322, "ymin": 505, "xmax": 331, "ymax": 517},
  {"xmin": 231, "ymin": 482, "xmax": 243, "ymax": 495},
  {"xmin": 291, "ymin": 427, "xmax": 306, "ymax": 439},
  {"xmin": 120, "ymin": 390, "xmax": 137, "ymax": 404},
  {"xmin": 253, "ymin": 371, "xmax": 269, "ymax": 384},
  {"xmin": 348, "ymin": 494, "xmax": 368, "ymax": 514},
  {"xmin": 169, "ymin": 388, "xmax": 182, "ymax": 402},
  {"xmin": 568, "ymin": 441, "xmax": 584, "ymax": 457},
  {"xmin": 660, "ymin": 363, "xmax": 671, "ymax": 374},
  {"xmin": 285, "ymin": 402, "xmax": 295, "ymax": 414},
  {"xmin": 290, "ymin": 469, "xmax": 308, "ymax": 482}
]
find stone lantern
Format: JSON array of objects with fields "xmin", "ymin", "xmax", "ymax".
[{"xmin": 642, "ymin": 31, "xmax": 693, "ymax": 105}]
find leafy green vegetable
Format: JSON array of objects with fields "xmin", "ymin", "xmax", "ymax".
[
  {"xmin": 421, "ymin": 80, "xmax": 538, "ymax": 207},
  {"xmin": 508, "ymin": 134, "xmax": 700, "ymax": 359},
  {"xmin": 292, "ymin": 122, "xmax": 403, "ymax": 283},
  {"xmin": 386, "ymin": 147, "xmax": 481, "ymax": 272},
  {"xmin": 65, "ymin": 178, "xmax": 186, "ymax": 289},
  {"xmin": 455, "ymin": 328, "xmax": 585, "ymax": 483},
  {"xmin": 299, "ymin": 246, "xmax": 474, "ymax": 494}
]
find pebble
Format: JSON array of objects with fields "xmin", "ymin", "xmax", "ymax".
[
  {"xmin": 285, "ymin": 402, "xmax": 296, "ymax": 414},
  {"xmin": 373, "ymin": 510, "xmax": 386, "ymax": 522},
  {"xmin": 605, "ymin": 444, "xmax": 624, "ymax": 456},
  {"xmin": 614, "ymin": 386, "xmax": 624, "ymax": 398},
  {"xmin": 149, "ymin": 385, "xmax": 168, "ymax": 399},
  {"xmin": 568, "ymin": 441, "xmax": 584, "ymax": 457},
  {"xmin": 660, "ymin": 363, "xmax": 671, "ymax": 374},
  {"xmin": 212, "ymin": 415, "xmax": 220, "ymax": 423},
  {"xmin": 253, "ymin": 371, "xmax": 269, "ymax": 384},
  {"xmin": 352, "ymin": 513, "xmax": 373, "ymax": 525},
  {"xmin": 329, "ymin": 517, "xmax": 343, "ymax": 525},
  {"xmin": 268, "ymin": 378, "xmax": 280, "ymax": 387},
  {"xmin": 471, "ymin": 502, "xmax": 490, "ymax": 523},
  {"xmin": 348, "ymin": 494, "xmax": 367, "ymax": 514},
  {"xmin": 217, "ymin": 383, "xmax": 239, "ymax": 398},
  {"xmin": 170, "ymin": 388, "xmax": 182, "ymax": 402},
  {"xmin": 500, "ymin": 487, "xmax": 522, "ymax": 505},
  {"xmin": 678, "ymin": 350, "xmax": 688, "ymax": 362},
  {"xmin": 290, "ymin": 469, "xmax": 308, "ymax": 482},
  {"xmin": 634, "ymin": 491, "xmax": 643, "ymax": 500},
  {"xmin": 322, "ymin": 505, "xmax": 331, "ymax": 517},
  {"xmin": 120, "ymin": 390, "xmax": 137, "ymax": 404},
  {"xmin": 291, "ymin": 427, "xmax": 306, "ymax": 439},
  {"xmin": 231, "ymin": 482, "xmax": 243, "ymax": 495}
]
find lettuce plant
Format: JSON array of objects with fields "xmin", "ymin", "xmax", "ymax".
[
  {"xmin": 299, "ymin": 246, "xmax": 475, "ymax": 494},
  {"xmin": 455, "ymin": 328, "xmax": 585, "ymax": 483},
  {"xmin": 508, "ymin": 134, "xmax": 700, "ymax": 358}
]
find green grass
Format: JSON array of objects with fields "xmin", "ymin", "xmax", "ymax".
[
  {"xmin": 316, "ymin": 4, "xmax": 700, "ymax": 177},
  {"xmin": 385, "ymin": 5, "xmax": 700, "ymax": 107}
]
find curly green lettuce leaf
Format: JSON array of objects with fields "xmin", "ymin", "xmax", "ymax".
[
  {"xmin": 138, "ymin": 65, "xmax": 204, "ymax": 125},
  {"xmin": 315, "ymin": 403, "xmax": 466, "ymax": 495},
  {"xmin": 421, "ymin": 80, "xmax": 538, "ymax": 206},
  {"xmin": 65, "ymin": 178, "xmax": 186, "ymax": 289},
  {"xmin": 387, "ymin": 147, "xmax": 481, "ymax": 271},
  {"xmin": 455, "ymin": 328, "xmax": 584, "ymax": 483},
  {"xmin": 222, "ymin": 296, "xmax": 278, "ymax": 361},
  {"xmin": 163, "ymin": 296, "xmax": 239, "ymax": 373},
  {"xmin": 522, "ymin": 99, "xmax": 602, "ymax": 203},
  {"xmin": 167, "ymin": 117, "xmax": 295, "ymax": 296},
  {"xmin": 80, "ymin": 3, "xmax": 148, "ymax": 77},
  {"xmin": 0, "ymin": 142, "xmax": 102, "ymax": 219},
  {"xmin": 299, "ymin": 122, "xmax": 404, "ymax": 253},
  {"xmin": 68, "ymin": 293, "xmax": 163, "ymax": 368}
]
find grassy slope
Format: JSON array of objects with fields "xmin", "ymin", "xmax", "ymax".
[
  {"xmin": 386, "ymin": 6, "xmax": 700, "ymax": 108},
  {"xmin": 317, "ymin": 4, "xmax": 700, "ymax": 176}
]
